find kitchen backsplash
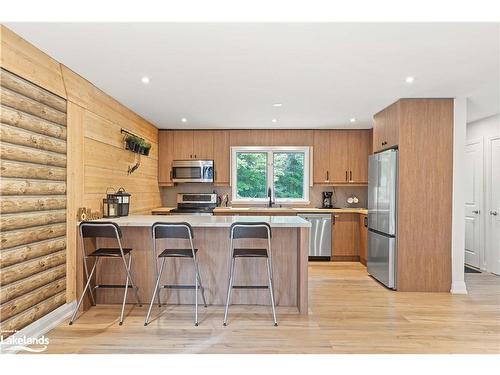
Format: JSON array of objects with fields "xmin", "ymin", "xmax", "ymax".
[{"xmin": 160, "ymin": 184, "xmax": 367, "ymax": 208}]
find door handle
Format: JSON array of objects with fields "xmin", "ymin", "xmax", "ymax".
[
  {"xmin": 490, "ymin": 211, "xmax": 498, "ymax": 216},
  {"xmin": 190, "ymin": 154, "xmax": 192, "ymax": 158},
  {"xmin": 326, "ymin": 171, "xmax": 329, "ymax": 181},
  {"xmin": 349, "ymin": 171, "xmax": 352, "ymax": 181},
  {"xmin": 472, "ymin": 210, "xmax": 480, "ymax": 214},
  {"xmin": 345, "ymin": 171, "xmax": 348, "ymax": 181}
]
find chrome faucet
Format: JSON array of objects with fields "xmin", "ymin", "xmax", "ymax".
[{"xmin": 267, "ymin": 187, "xmax": 274, "ymax": 208}]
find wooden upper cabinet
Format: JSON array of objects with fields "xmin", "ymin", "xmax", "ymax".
[
  {"xmin": 173, "ymin": 131, "xmax": 194, "ymax": 159},
  {"xmin": 193, "ymin": 131, "xmax": 214, "ymax": 159},
  {"xmin": 348, "ymin": 130, "xmax": 371, "ymax": 184},
  {"xmin": 329, "ymin": 131, "xmax": 350, "ymax": 183},
  {"xmin": 171, "ymin": 130, "xmax": 214, "ymax": 159},
  {"xmin": 158, "ymin": 131, "xmax": 174, "ymax": 186},
  {"xmin": 384, "ymin": 101, "xmax": 400, "ymax": 149},
  {"xmin": 373, "ymin": 101, "xmax": 399, "ymax": 152},
  {"xmin": 313, "ymin": 130, "xmax": 331, "ymax": 184},
  {"xmin": 373, "ymin": 111, "xmax": 385, "ymax": 152},
  {"xmin": 213, "ymin": 130, "xmax": 230, "ymax": 185},
  {"xmin": 270, "ymin": 129, "xmax": 313, "ymax": 146},
  {"xmin": 230, "ymin": 130, "xmax": 273, "ymax": 146},
  {"xmin": 313, "ymin": 130, "xmax": 371, "ymax": 185}
]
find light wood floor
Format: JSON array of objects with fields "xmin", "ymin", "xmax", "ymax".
[{"xmin": 33, "ymin": 262, "xmax": 500, "ymax": 354}]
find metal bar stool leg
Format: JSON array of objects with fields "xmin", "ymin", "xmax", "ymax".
[
  {"xmin": 193, "ymin": 256, "xmax": 207, "ymax": 308},
  {"xmin": 223, "ymin": 257, "xmax": 236, "ymax": 326},
  {"xmin": 83, "ymin": 255, "xmax": 96, "ymax": 306},
  {"xmin": 69, "ymin": 259, "xmax": 98, "ymax": 325},
  {"xmin": 145, "ymin": 258, "xmax": 166, "ymax": 326},
  {"xmin": 266, "ymin": 258, "xmax": 278, "ymax": 327},
  {"xmin": 119, "ymin": 252, "xmax": 142, "ymax": 306},
  {"xmin": 194, "ymin": 257, "xmax": 199, "ymax": 326},
  {"xmin": 119, "ymin": 254, "xmax": 133, "ymax": 325},
  {"xmin": 152, "ymin": 241, "xmax": 162, "ymax": 308}
]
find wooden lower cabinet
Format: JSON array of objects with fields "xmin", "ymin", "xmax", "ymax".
[
  {"xmin": 332, "ymin": 213, "xmax": 359, "ymax": 261},
  {"xmin": 359, "ymin": 214, "xmax": 368, "ymax": 265}
]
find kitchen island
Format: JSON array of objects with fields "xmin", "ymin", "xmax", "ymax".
[{"xmin": 76, "ymin": 215, "xmax": 310, "ymax": 314}]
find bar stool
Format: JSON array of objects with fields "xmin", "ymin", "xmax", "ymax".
[
  {"xmin": 144, "ymin": 222, "xmax": 207, "ymax": 327},
  {"xmin": 223, "ymin": 222, "xmax": 278, "ymax": 327},
  {"xmin": 69, "ymin": 222, "xmax": 142, "ymax": 326}
]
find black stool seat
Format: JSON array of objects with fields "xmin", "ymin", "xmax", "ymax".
[
  {"xmin": 159, "ymin": 248, "xmax": 198, "ymax": 258},
  {"xmin": 89, "ymin": 248, "xmax": 132, "ymax": 257},
  {"xmin": 233, "ymin": 248, "xmax": 268, "ymax": 258}
]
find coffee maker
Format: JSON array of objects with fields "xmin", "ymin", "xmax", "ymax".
[{"xmin": 322, "ymin": 191, "xmax": 334, "ymax": 208}]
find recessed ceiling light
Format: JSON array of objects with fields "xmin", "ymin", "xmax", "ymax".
[
  {"xmin": 271, "ymin": 119, "xmax": 278, "ymax": 123},
  {"xmin": 141, "ymin": 76, "xmax": 150, "ymax": 84},
  {"xmin": 405, "ymin": 76, "xmax": 415, "ymax": 84},
  {"xmin": 181, "ymin": 118, "xmax": 187, "ymax": 123},
  {"xmin": 272, "ymin": 103, "xmax": 283, "ymax": 107},
  {"xmin": 350, "ymin": 118, "xmax": 356, "ymax": 123}
]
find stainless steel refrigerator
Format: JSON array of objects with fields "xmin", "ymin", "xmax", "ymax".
[{"xmin": 367, "ymin": 149, "xmax": 398, "ymax": 289}]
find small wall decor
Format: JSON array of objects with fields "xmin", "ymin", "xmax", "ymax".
[{"xmin": 78, "ymin": 207, "xmax": 103, "ymax": 221}]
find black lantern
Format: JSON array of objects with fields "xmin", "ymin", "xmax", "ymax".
[
  {"xmin": 103, "ymin": 197, "xmax": 119, "ymax": 218},
  {"xmin": 114, "ymin": 187, "xmax": 131, "ymax": 216}
]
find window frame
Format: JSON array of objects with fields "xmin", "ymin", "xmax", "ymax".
[{"xmin": 231, "ymin": 146, "xmax": 310, "ymax": 205}]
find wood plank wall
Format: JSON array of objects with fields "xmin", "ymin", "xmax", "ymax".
[
  {"xmin": 0, "ymin": 68, "xmax": 68, "ymax": 336},
  {"xmin": 61, "ymin": 66, "xmax": 161, "ymax": 216},
  {"xmin": 0, "ymin": 25, "xmax": 161, "ymax": 334}
]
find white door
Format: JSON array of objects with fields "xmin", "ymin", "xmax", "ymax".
[
  {"xmin": 489, "ymin": 137, "xmax": 500, "ymax": 275},
  {"xmin": 464, "ymin": 139, "xmax": 483, "ymax": 268}
]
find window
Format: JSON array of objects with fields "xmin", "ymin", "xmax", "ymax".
[{"xmin": 231, "ymin": 146, "xmax": 310, "ymax": 204}]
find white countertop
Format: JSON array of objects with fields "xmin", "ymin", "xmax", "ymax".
[{"xmin": 91, "ymin": 214, "xmax": 311, "ymax": 228}]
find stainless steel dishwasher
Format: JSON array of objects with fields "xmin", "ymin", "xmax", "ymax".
[{"xmin": 298, "ymin": 214, "xmax": 332, "ymax": 261}]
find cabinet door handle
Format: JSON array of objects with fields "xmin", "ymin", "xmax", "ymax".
[
  {"xmin": 491, "ymin": 211, "xmax": 498, "ymax": 216},
  {"xmin": 194, "ymin": 154, "xmax": 197, "ymax": 158},
  {"xmin": 214, "ymin": 170, "xmax": 217, "ymax": 181},
  {"xmin": 472, "ymin": 210, "xmax": 480, "ymax": 214},
  {"xmin": 190, "ymin": 154, "xmax": 192, "ymax": 158},
  {"xmin": 350, "ymin": 171, "xmax": 352, "ymax": 181},
  {"xmin": 326, "ymin": 171, "xmax": 329, "ymax": 181},
  {"xmin": 345, "ymin": 171, "xmax": 348, "ymax": 181}
]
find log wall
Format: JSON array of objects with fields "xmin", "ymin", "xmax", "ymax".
[{"xmin": 0, "ymin": 67, "xmax": 67, "ymax": 337}]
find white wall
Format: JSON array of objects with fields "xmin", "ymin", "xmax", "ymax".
[
  {"xmin": 451, "ymin": 97, "xmax": 468, "ymax": 294},
  {"xmin": 466, "ymin": 113, "xmax": 500, "ymax": 273},
  {"xmin": 467, "ymin": 113, "xmax": 500, "ymax": 140}
]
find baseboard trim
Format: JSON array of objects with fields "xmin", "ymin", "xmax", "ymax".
[
  {"xmin": 0, "ymin": 301, "xmax": 75, "ymax": 354},
  {"xmin": 450, "ymin": 281, "xmax": 468, "ymax": 294}
]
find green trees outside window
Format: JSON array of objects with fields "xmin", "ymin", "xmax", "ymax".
[
  {"xmin": 235, "ymin": 150, "xmax": 306, "ymax": 200},
  {"xmin": 236, "ymin": 152, "xmax": 267, "ymax": 198},
  {"xmin": 273, "ymin": 152, "xmax": 304, "ymax": 198}
]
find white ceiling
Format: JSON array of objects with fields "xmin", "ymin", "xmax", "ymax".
[{"xmin": 6, "ymin": 23, "xmax": 499, "ymax": 129}]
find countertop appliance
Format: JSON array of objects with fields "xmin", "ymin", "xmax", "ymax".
[
  {"xmin": 322, "ymin": 191, "xmax": 333, "ymax": 208},
  {"xmin": 367, "ymin": 148, "xmax": 398, "ymax": 289},
  {"xmin": 168, "ymin": 193, "xmax": 217, "ymax": 216},
  {"xmin": 298, "ymin": 213, "xmax": 332, "ymax": 261},
  {"xmin": 171, "ymin": 160, "xmax": 214, "ymax": 183}
]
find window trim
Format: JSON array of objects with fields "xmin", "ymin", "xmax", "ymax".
[{"xmin": 231, "ymin": 146, "xmax": 310, "ymax": 205}]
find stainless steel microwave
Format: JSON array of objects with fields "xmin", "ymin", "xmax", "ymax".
[{"xmin": 171, "ymin": 160, "xmax": 214, "ymax": 183}]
